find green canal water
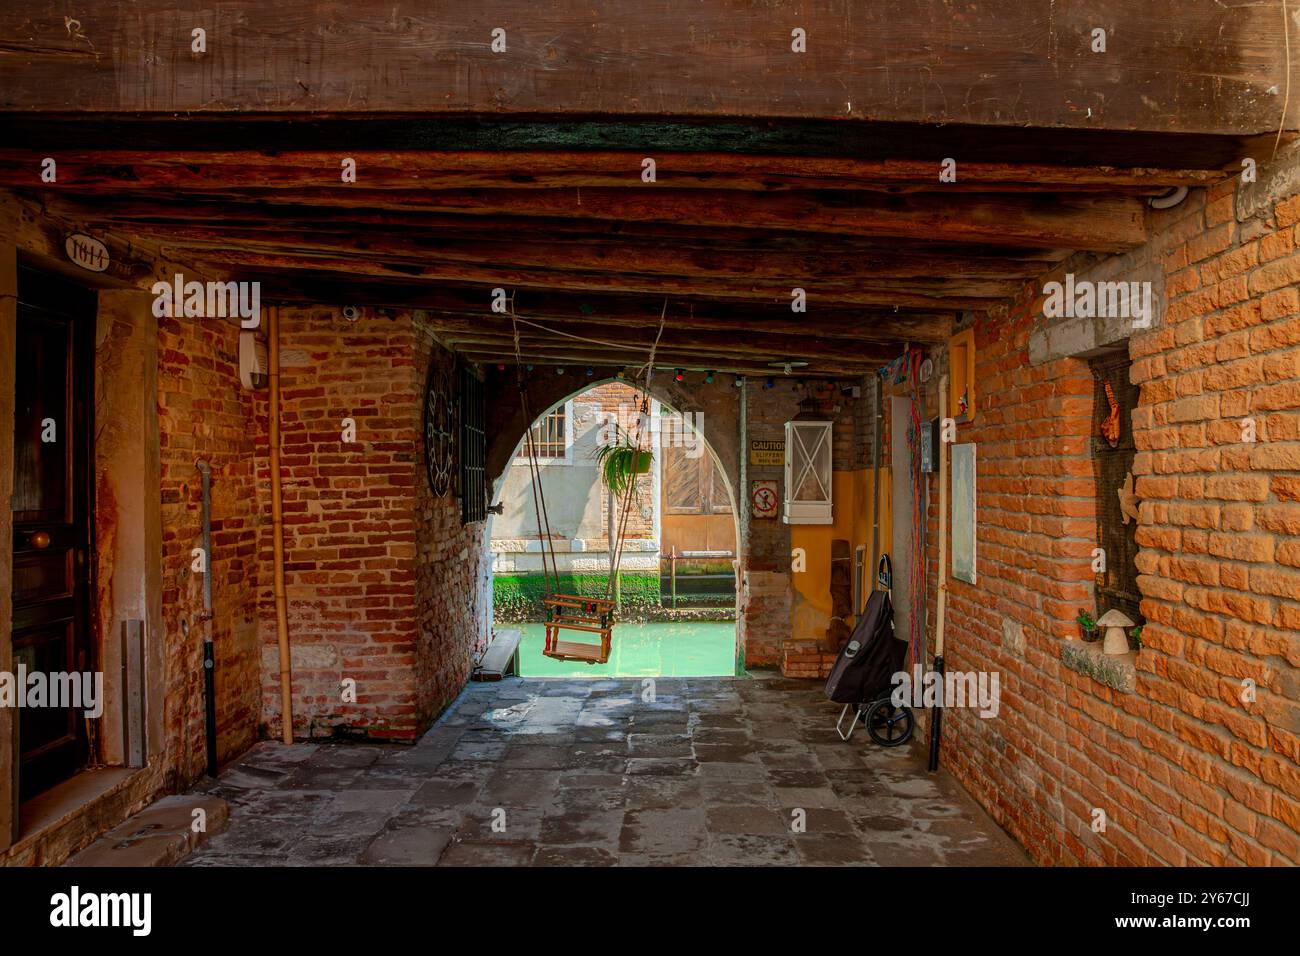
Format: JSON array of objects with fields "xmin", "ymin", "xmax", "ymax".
[{"xmin": 517, "ymin": 621, "xmax": 737, "ymax": 677}]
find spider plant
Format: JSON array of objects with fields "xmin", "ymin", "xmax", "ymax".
[{"xmin": 595, "ymin": 434, "xmax": 653, "ymax": 495}]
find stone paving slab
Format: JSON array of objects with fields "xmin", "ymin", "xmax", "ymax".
[{"xmin": 183, "ymin": 676, "xmax": 1031, "ymax": 868}]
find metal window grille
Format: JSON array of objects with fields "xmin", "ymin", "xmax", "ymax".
[
  {"xmin": 523, "ymin": 405, "xmax": 568, "ymax": 459},
  {"xmin": 459, "ymin": 361, "xmax": 486, "ymax": 524},
  {"xmin": 1089, "ymin": 349, "xmax": 1143, "ymax": 626}
]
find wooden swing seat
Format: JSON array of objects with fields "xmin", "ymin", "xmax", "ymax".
[{"xmin": 543, "ymin": 593, "xmax": 616, "ymax": 664}]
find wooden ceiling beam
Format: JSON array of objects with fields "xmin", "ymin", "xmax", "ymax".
[
  {"xmin": 125, "ymin": 186, "xmax": 1148, "ymax": 250},
  {"xmin": 245, "ymin": 281, "xmax": 955, "ymax": 344},
  {"xmin": 133, "ymin": 225, "xmax": 1055, "ymax": 282},
  {"xmin": 432, "ymin": 324, "xmax": 898, "ymax": 366},
  {"xmin": 0, "ymin": 150, "xmax": 1225, "ymax": 193},
  {"xmin": 466, "ymin": 356, "xmax": 867, "ymax": 380},
  {"xmin": 35, "ymin": 196, "xmax": 1077, "ymax": 262},
  {"xmin": 189, "ymin": 250, "xmax": 1012, "ymax": 310},
  {"xmin": 456, "ymin": 344, "xmax": 885, "ymax": 378},
  {"xmin": 0, "ymin": 1, "xmax": 1291, "ymax": 135}
]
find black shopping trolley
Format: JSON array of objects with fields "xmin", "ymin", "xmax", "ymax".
[{"xmin": 824, "ymin": 555, "xmax": 914, "ymax": 747}]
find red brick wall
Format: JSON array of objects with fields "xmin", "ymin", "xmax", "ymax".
[
  {"xmin": 413, "ymin": 317, "xmax": 491, "ymax": 727},
  {"xmin": 158, "ymin": 315, "xmax": 260, "ymax": 783},
  {"xmin": 256, "ymin": 311, "xmax": 489, "ymax": 742},
  {"xmin": 938, "ymin": 174, "xmax": 1300, "ymax": 866},
  {"xmin": 585, "ymin": 380, "xmax": 656, "ymax": 539}
]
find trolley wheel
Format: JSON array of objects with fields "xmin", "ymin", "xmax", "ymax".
[{"xmin": 864, "ymin": 698, "xmax": 914, "ymax": 747}]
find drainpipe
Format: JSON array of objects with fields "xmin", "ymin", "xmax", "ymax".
[
  {"xmin": 194, "ymin": 460, "xmax": 219, "ymax": 777},
  {"xmin": 870, "ymin": 374, "xmax": 882, "ymax": 579},
  {"xmin": 268, "ymin": 305, "xmax": 294, "ymax": 744}
]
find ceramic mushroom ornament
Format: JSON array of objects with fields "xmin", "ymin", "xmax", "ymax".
[{"xmin": 1097, "ymin": 608, "xmax": 1136, "ymax": 656}]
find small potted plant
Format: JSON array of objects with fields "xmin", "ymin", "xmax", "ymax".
[
  {"xmin": 1129, "ymin": 624, "xmax": 1144, "ymax": 652},
  {"xmin": 595, "ymin": 434, "xmax": 653, "ymax": 495},
  {"xmin": 1076, "ymin": 608, "xmax": 1098, "ymax": 642}
]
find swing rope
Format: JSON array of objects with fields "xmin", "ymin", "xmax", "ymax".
[
  {"xmin": 603, "ymin": 304, "xmax": 665, "ymax": 603},
  {"xmin": 513, "ymin": 310, "xmax": 559, "ymax": 594},
  {"xmin": 510, "ymin": 300, "xmax": 667, "ymax": 615}
]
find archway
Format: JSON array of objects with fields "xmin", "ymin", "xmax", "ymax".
[{"xmin": 484, "ymin": 371, "xmax": 744, "ymax": 676}]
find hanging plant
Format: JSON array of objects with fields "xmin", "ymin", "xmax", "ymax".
[{"xmin": 595, "ymin": 435, "xmax": 653, "ymax": 495}]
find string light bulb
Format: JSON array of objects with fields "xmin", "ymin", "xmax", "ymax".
[
  {"xmin": 733, "ymin": 375, "xmax": 745, "ymax": 388},
  {"xmin": 674, "ymin": 369, "xmax": 685, "ymax": 382},
  {"xmin": 705, "ymin": 371, "xmax": 715, "ymax": 384},
  {"xmin": 556, "ymin": 367, "xmax": 565, "ymax": 375},
  {"xmin": 585, "ymin": 367, "xmax": 594, "ymax": 377},
  {"xmin": 764, "ymin": 377, "xmax": 775, "ymax": 389}
]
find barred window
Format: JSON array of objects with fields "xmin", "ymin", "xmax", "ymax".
[
  {"xmin": 1089, "ymin": 348, "xmax": 1143, "ymax": 628},
  {"xmin": 459, "ymin": 361, "xmax": 486, "ymax": 525},
  {"xmin": 520, "ymin": 403, "xmax": 570, "ymax": 460}
]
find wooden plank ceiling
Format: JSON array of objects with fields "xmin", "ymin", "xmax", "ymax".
[
  {"xmin": 0, "ymin": 143, "xmax": 1244, "ymax": 378},
  {"xmin": 0, "ymin": 1, "xmax": 1291, "ymax": 376}
]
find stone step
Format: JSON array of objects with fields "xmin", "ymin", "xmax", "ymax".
[
  {"xmin": 65, "ymin": 795, "xmax": 229, "ymax": 867},
  {"xmin": 474, "ymin": 628, "xmax": 522, "ymax": 681}
]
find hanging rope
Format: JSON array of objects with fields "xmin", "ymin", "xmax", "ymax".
[
  {"xmin": 509, "ymin": 299, "xmax": 669, "ymax": 607},
  {"xmin": 603, "ymin": 302, "xmax": 666, "ymax": 602},
  {"xmin": 511, "ymin": 308, "xmax": 559, "ymax": 593}
]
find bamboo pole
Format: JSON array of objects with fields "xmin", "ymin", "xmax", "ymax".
[
  {"xmin": 268, "ymin": 305, "xmax": 294, "ymax": 744},
  {"xmin": 928, "ymin": 374, "xmax": 950, "ymax": 772},
  {"xmin": 936, "ymin": 375, "xmax": 949, "ymax": 658}
]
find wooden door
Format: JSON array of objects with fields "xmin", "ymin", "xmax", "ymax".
[{"xmin": 12, "ymin": 266, "xmax": 96, "ymax": 801}]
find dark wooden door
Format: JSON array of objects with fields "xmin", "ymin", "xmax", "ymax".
[{"xmin": 12, "ymin": 266, "xmax": 96, "ymax": 801}]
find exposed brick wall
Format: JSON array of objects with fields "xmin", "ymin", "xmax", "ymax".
[
  {"xmin": 413, "ymin": 317, "xmax": 491, "ymax": 727},
  {"xmin": 587, "ymin": 381, "xmax": 656, "ymax": 540},
  {"xmin": 158, "ymin": 315, "xmax": 260, "ymax": 783},
  {"xmin": 255, "ymin": 311, "xmax": 490, "ymax": 742},
  {"xmin": 938, "ymin": 169, "xmax": 1300, "ymax": 866}
]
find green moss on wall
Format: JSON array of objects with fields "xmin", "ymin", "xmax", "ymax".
[{"xmin": 494, "ymin": 572, "xmax": 660, "ymax": 622}]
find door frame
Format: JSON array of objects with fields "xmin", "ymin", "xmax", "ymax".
[
  {"xmin": 0, "ymin": 235, "xmax": 165, "ymax": 860},
  {"xmin": 1, "ymin": 243, "xmax": 16, "ymax": 850},
  {"xmin": 11, "ymin": 263, "xmax": 99, "ymax": 802}
]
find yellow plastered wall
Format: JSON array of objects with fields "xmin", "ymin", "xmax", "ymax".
[{"xmin": 788, "ymin": 467, "xmax": 892, "ymax": 641}]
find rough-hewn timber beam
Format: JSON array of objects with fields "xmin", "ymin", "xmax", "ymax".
[
  {"xmin": 29, "ymin": 195, "xmax": 1078, "ymax": 262},
  {"xmin": 433, "ymin": 323, "xmax": 898, "ymax": 366},
  {"xmin": 190, "ymin": 250, "xmax": 1012, "ymax": 310},
  {"xmin": 133, "ymin": 226, "xmax": 1056, "ymax": 283},
  {"xmin": 138, "ymin": 187, "xmax": 1148, "ymax": 250},
  {"xmin": 457, "ymin": 346, "xmax": 885, "ymax": 379},
  {"xmin": 0, "ymin": 2, "xmax": 1293, "ymax": 135},
  {"xmin": 0, "ymin": 150, "xmax": 1227, "ymax": 192},
  {"xmin": 256, "ymin": 283, "xmax": 956, "ymax": 344}
]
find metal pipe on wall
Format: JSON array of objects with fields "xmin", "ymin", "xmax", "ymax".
[
  {"xmin": 870, "ymin": 374, "xmax": 882, "ymax": 577},
  {"xmin": 268, "ymin": 306, "xmax": 294, "ymax": 744},
  {"xmin": 194, "ymin": 459, "xmax": 218, "ymax": 777}
]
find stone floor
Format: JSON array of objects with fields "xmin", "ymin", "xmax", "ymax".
[{"xmin": 183, "ymin": 677, "xmax": 1030, "ymax": 867}]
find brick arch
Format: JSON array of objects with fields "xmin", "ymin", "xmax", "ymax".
[
  {"xmin": 482, "ymin": 364, "xmax": 746, "ymax": 659},
  {"xmin": 483, "ymin": 364, "xmax": 741, "ymax": 514}
]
